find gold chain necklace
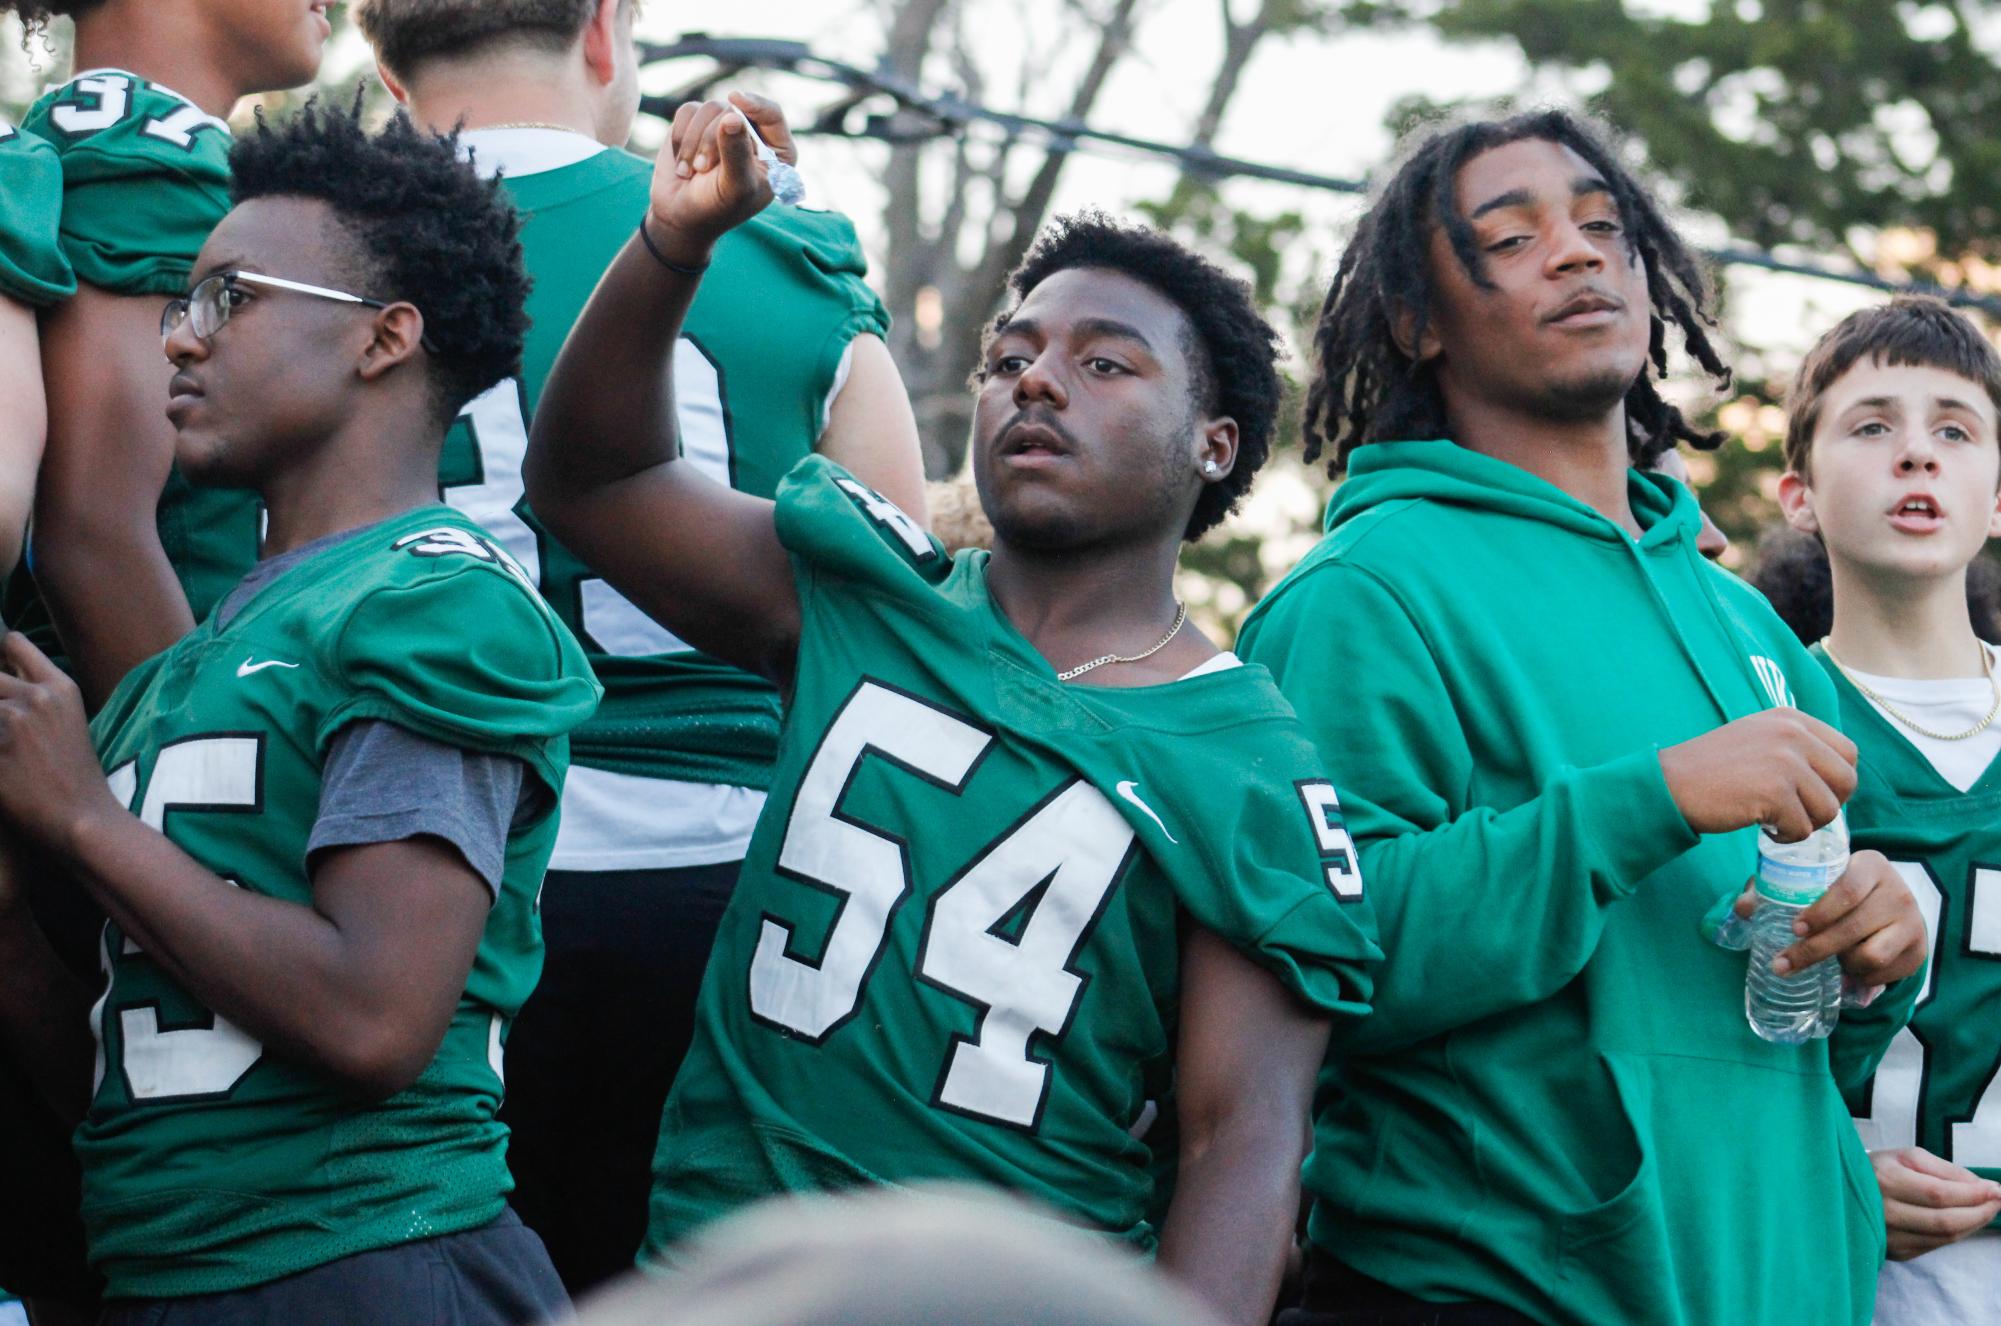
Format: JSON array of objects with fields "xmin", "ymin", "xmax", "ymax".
[
  {"xmin": 1821, "ymin": 638, "xmax": 2001, "ymax": 742},
  {"xmin": 1055, "ymin": 602, "xmax": 1189, "ymax": 682}
]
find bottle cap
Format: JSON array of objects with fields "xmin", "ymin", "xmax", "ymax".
[{"xmin": 735, "ymin": 107, "xmax": 806, "ymax": 206}]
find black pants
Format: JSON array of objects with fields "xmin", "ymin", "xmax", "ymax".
[
  {"xmin": 500, "ymin": 860, "xmax": 741, "ymax": 1297},
  {"xmin": 96, "ymin": 1210, "xmax": 563, "ymax": 1326},
  {"xmin": 1277, "ymin": 1246, "xmax": 1539, "ymax": 1326},
  {"xmin": 2, "ymin": 844, "xmax": 109, "ymax": 1304}
]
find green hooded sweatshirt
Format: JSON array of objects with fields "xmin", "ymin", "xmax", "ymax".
[{"xmin": 1237, "ymin": 440, "xmax": 1918, "ymax": 1326}]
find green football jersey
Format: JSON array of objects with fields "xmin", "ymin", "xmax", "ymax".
[
  {"xmin": 0, "ymin": 115, "xmax": 72, "ymax": 306},
  {"xmin": 643, "ymin": 457, "xmax": 1380, "ymax": 1255},
  {"xmin": 19, "ymin": 69, "xmax": 260, "ymax": 632},
  {"xmin": 25, "ymin": 69, "xmax": 229, "ymax": 296},
  {"xmin": 77, "ymin": 506, "xmax": 600, "ymax": 1298},
  {"xmin": 443, "ymin": 145, "xmax": 888, "ymax": 792},
  {"xmin": 1826, "ymin": 648, "xmax": 2001, "ymax": 1198}
]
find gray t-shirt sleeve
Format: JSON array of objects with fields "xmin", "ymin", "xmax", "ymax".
[{"xmin": 307, "ymin": 720, "xmax": 547, "ymax": 897}]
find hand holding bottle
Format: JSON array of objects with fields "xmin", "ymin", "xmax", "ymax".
[{"xmin": 1659, "ymin": 709, "xmax": 1857, "ymax": 841}]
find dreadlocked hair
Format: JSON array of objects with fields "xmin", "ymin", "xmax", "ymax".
[
  {"xmin": 992, "ymin": 211, "xmax": 1284, "ymax": 541},
  {"xmin": 1303, "ymin": 107, "xmax": 1729, "ymax": 477},
  {"xmin": 229, "ymin": 94, "xmax": 528, "ymax": 428}
]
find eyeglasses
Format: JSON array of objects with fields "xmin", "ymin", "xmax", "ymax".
[{"xmin": 161, "ymin": 271, "xmax": 426, "ymax": 350}]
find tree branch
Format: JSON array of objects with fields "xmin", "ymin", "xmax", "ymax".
[
  {"xmin": 1193, "ymin": 0, "xmax": 1288, "ymax": 147},
  {"xmin": 879, "ymin": 0, "xmax": 956, "ymax": 368},
  {"xmin": 944, "ymin": 0, "xmax": 1146, "ymax": 353}
]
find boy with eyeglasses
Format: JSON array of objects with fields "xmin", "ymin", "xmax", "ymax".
[
  {"xmin": 1773, "ymin": 296, "xmax": 2001, "ymax": 1324},
  {"xmin": 1, "ymin": 0, "xmax": 329, "ymax": 708},
  {"xmin": 0, "ymin": 103, "xmax": 599, "ymax": 1323}
]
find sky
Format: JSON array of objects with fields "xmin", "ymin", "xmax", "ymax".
[{"xmin": 623, "ymin": 2, "xmax": 1525, "ymax": 249}]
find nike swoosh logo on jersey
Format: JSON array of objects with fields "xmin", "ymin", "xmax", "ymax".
[
  {"xmin": 1115, "ymin": 780, "xmax": 1176, "ymax": 844},
  {"xmin": 236, "ymin": 658, "xmax": 300, "ymax": 677}
]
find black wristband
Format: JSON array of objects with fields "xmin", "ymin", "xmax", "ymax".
[{"xmin": 638, "ymin": 218, "xmax": 710, "ymax": 276}]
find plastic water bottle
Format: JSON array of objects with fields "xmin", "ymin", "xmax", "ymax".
[
  {"xmin": 735, "ymin": 108, "xmax": 807, "ymax": 206},
  {"xmin": 1745, "ymin": 813, "xmax": 1849, "ymax": 1044}
]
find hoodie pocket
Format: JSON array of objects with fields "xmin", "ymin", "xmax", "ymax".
[
  {"xmin": 1554, "ymin": 1054, "xmax": 1673, "ymax": 1289},
  {"xmin": 1834, "ymin": 1105, "xmax": 1888, "ymax": 1266}
]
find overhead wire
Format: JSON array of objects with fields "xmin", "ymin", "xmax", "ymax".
[{"xmin": 637, "ymin": 32, "xmax": 2001, "ymax": 321}]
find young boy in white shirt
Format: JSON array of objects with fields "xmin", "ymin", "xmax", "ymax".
[{"xmin": 1777, "ymin": 295, "xmax": 2001, "ymax": 1322}]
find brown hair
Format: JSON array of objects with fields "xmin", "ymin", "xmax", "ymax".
[
  {"xmin": 354, "ymin": 0, "xmax": 618, "ymax": 77},
  {"xmin": 1782, "ymin": 295, "xmax": 2001, "ymax": 478}
]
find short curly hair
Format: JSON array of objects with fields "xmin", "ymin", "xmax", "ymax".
[
  {"xmin": 229, "ymin": 98, "xmax": 528, "ymax": 428},
  {"xmin": 983, "ymin": 212, "xmax": 1283, "ymax": 541},
  {"xmin": 1747, "ymin": 528, "xmax": 1836, "ymax": 646},
  {"xmin": 4, "ymin": 0, "xmax": 106, "ymax": 34}
]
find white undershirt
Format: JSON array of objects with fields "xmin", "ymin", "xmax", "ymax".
[
  {"xmin": 1179, "ymin": 651, "xmax": 1242, "ymax": 680},
  {"xmin": 1846, "ymin": 647, "xmax": 2001, "ymax": 793},
  {"xmin": 1857, "ymin": 647, "xmax": 2001, "ymax": 1324},
  {"xmin": 1874, "ymin": 1229, "xmax": 2001, "ymax": 1324},
  {"xmin": 457, "ymin": 125, "xmax": 605, "ymax": 179}
]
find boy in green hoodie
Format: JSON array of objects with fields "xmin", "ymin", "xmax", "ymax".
[
  {"xmin": 1240, "ymin": 109, "xmax": 1928, "ymax": 1326},
  {"xmin": 1773, "ymin": 296, "xmax": 2001, "ymax": 1325}
]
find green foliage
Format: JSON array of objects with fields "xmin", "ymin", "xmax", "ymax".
[{"xmin": 1341, "ymin": 0, "xmax": 2001, "ymax": 269}]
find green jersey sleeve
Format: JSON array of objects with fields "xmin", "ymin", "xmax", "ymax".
[
  {"xmin": 774, "ymin": 454, "xmax": 951, "ymax": 593},
  {"xmin": 1240, "ymin": 559, "xmax": 1700, "ymax": 1053},
  {"xmin": 0, "ymin": 118, "xmax": 73, "ymax": 306},
  {"xmin": 1166, "ymin": 748, "xmax": 1376, "ymax": 1017},
  {"xmin": 326, "ymin": 526, "xmax": 603, "ymax": 795},
  {"xmin": 25, "ymin": 72, "xmax": 232, "ymax": 296},
  {"xmin": 753, "ymin": 205, "xmax": 890, "ymax": 404}
]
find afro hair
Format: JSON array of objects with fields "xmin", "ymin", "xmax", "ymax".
[
  {"xmin": 986, "ymin": 211, "xmax": 1283, "ymax": 542},
  {"xmin": 228, "ymin": 97, "xmax": 529, "ymax": 427}
]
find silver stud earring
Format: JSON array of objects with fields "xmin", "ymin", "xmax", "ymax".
[{"xmin": 1203, "ymin": 460, "xmax": 1220, "ymax": 476}]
